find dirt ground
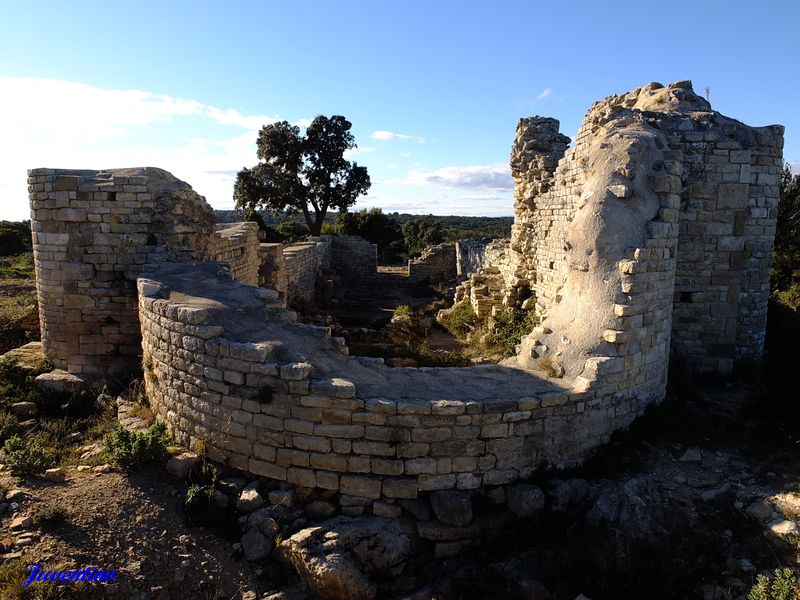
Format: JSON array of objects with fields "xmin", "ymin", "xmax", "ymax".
[{"xmin": 0, "ymin": 467, "xmax": 283, "ymax": 599}]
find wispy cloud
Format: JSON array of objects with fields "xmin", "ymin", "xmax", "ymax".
[
  {"xmin": 354, "ymin": 191, "xmax": 513, "ymax": 217},
  {"xmin": 370, "ymin": 130, "xmax": 425, "ymax": 143},
  {"xmin": 790, "ymin": 159, "xmax": 800, "ymax": 174},
  {"xmin": 516, "ymin": 87, "xmax": 555, "ymax": 108},
  {"xmin": 343, "ymin": 146, "xmax": 377, "ymax": 159},
  {"xmin": 389, "ymin": 164, "xmax": 513, "ymax": 192},
  {"xmin": 0, "ymin": 77, "xmax": 292, "ymax": 219}
]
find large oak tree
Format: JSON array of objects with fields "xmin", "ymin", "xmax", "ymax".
[{"xmin": 234, "ymin": 115, "xmax": 370, "ymax": 236}]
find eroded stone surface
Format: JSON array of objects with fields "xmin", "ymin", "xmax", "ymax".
[{"xmin": 279, "ymin": 516, "xmax": 413, "ymax": 600}]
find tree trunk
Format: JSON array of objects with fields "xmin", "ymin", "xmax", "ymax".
[{"xmin": 308, "ymin": 212, "xmax": 324, "ymax": 236}]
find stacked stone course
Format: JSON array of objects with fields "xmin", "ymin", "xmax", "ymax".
[
  {"xmin": 330, "ymin": 236, "xmax": 377, "ymax": 282},
  {"xmin": 209, "ymin": 222, "xmax": 261, "ymax": 286},
  {"xmin": 28, "ymin": 167, "xmax": 215, "ymax": 377},
  {"xmin": 138, "ymin": 262, "xmax": 646, "ymax": 506},
  {"xmin": 408, "ymin": 243, "xmax": 457, "ymax": 282}
]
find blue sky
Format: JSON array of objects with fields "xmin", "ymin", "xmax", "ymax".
[{"xmin": 1, "ymin": 0, "xmax": 798, "ymax": 221}]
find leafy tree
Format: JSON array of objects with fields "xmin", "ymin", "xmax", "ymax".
[
  {"xmin": 402, "ymin": 217, "xmax": 444, "ymax": 255},
  {"xmin": 334, "ymin": 208, "xmax": 406, "ymax": 262},
  {"xmin": 773, "ymin": 164, "xmax": 800, "ymax": 308},
  {"xmin": 0, "ymin": 221, "xmax": 32, "ymax": 256},
  {"xmin": 275, "ymin": 221, "xmax": 309, "ymax": 240},
  {"xmin": 234, "ymin": 116, "xmax": 371, "ymax": 236}
]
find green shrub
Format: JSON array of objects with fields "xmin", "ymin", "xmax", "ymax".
[
  {"xmin": 393, "ymin": 304, "xmax": 412, "ymax": 317},
  {"xmin": 776, "ymin": 284, "xmax": 800, "ymax": 311},
  {"xmin": 487, "ymin": 308, "xmax": 538, "ymax": 356},
  {"xmin": 3, "ymin": 435, "xmax": 51, "ymax": 477},
  {"xmin": 749, "ymin": 568, "xmax": 799, "ymax": 600},
  {"xmin": 104, "ymin": 422, "xmax": 169, "ymax": 469},
  {"xmin": 538, "ymin": 357, "xmax": 563, "ymax": 378},
  {"xmin": 184, "ymin": 483, "xmax": 214, "ymax": 521},
  {"xmin": 439, "ymin": 301, "xmax": 477, "ymax": 338},
  {"xmin": 0, "ymin": 253, "xmax": 35, "ymax": 279},
  {"xmin": 33, "ymin": 504, "xmax": 68, "ymax": 530},
  {"xmin": 0, "ymin": 411, "xmax": 19, "ymax": 444},
  {"xmin": 275, "ymin": 221, "xmax": 309, "ymax": 239}
]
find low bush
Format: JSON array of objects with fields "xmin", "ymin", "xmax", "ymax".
[
  {"xmin": 0, "ymin": 411, "xmax": 20, "ymax": 444},
  {"xmin": 393, "ymin": 304, "xmax": 412, "ymax": 317},
  {"xmin": 3, "ymin": 435, "xmax": 51, "ymax": 477},
  {"xmin": 438, "ymin": 301, "xmax": 477, "ymax": 338},
  {"xmin": 33, "ymin": 504, "xmax": 68, "ymax": 530},
  {"xmin": 184, "ymin": 483, "xmax": 214, "ymax": 522},
  {"xmin": 486, "ymin": 308, "xmax": 538, "ymax": 356},
  {"xmin": 0, "ymin": 253, "xmax": 35, "ymax": 280},
  {"xmin": 104, "ymin": 422, "xmax": 169, "ymax": 469},
  {"xmin": 748, "ymin": 568, "xmax": 799, "ymax": 600}
]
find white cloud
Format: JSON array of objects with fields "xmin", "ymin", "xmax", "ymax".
[
  {"xmin": 790, "ymin": 159, "xmax": 800, "ymax": 174},
  {"xmin": 0, "ymin": 77, "xmax": 288, "ymax": 219},
  {"xmin": 370, "ymin": 130, "xmax": 425, "ymax": 143},
  {"xmin": 536, "ymin": 88, "xmax": 553, "ymax": 100},
  {"xmin": 390, "ymin": 164, "xmax": 513, "ymax": 192},
  {"xmin": 205, "ymin": 106, "xmax": 277, "ymax": 129},
  {"xmin": 353, "ymin": 191, "xmax": 513, "ymax": 217},
  {"xmin": 343, "ymin": 146, "xmax": 377, "ymax": 159}
]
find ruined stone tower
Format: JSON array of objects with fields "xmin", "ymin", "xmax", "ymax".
[{"xmin": 27, "ymin": 80, "xmax": 783, "ymax": 504}]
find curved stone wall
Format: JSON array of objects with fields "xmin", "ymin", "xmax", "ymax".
[
  {"xmin": 28, "ymin": 167, "xmax": 216, "ymax": 378},
  {"xmin": 138, "ymin": 262, "xmax": 646, "ymax": 502}
]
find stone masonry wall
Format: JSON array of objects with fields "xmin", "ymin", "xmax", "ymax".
[
  {"xmin": 331, "ymin": 236, "xmax": 377, "ymax": 283},
  {"xmin": 283, "ymin": 242, "xmax": 323, "ymax": 308},
  {"xmin": 209, "ymin": 222, "xmax": 260, "ymax": 286},
  {"xmin": 256, "ymin": 237, "xmax": 333, "ymax": 309},
  {"xmin": 258, "ymin": 244, "xmax": 287, "ymax": 295},
  {"xmin": 455, "ymin": 239, "xmax": 492, "ymax": 278},
  {"xmin": 465, "ymin": 81, "xmax": 783, "ymax": 377},
  {"xmin": 28, "ymin": 167, "xmax": 215, "ymax": 378},
  {"xmin": 408, "ymin": 243, "xmax": 457, "ymax": 282},
  {"xmin": 138, "ymin": 262, "xmax": 652, "ymax": 509}
]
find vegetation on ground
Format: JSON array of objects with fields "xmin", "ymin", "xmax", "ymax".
[
  {"xmin": 748, "ymin": 568, "xmax": 799, "ymax": 600},
  {"xmin": 393, "ymin": 304, "xmax": 412, "ymax": 317},
  {"xmin": 486, "ymin": 308, "xmax": 539, "ymax": 356},
  {"xmin": 438, "ymin": 301, "xmax": 477, "ymax": 337},
  {"xmin": 104, "ymin": 421, "xmax": 169, "ymax": 470},
  {"xmin": 0, "ymin": 252, "xmax": 35, "ymax": 280},
  {"xmin": 32, "ymin": 503, "xmax": 68, "ymax": 530},
  {"xmin": 3, "ymin": 434, "xmax": 51, "ymax": 476},
  {"xmin": 439, "ymin": 303, "xmax": 537, "ymax": 359}
]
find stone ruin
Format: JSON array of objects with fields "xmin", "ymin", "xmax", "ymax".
[{"xmin": 26, "ymin": 81, "xmax": 783, "ymax": 516}]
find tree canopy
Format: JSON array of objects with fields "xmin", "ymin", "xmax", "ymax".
[
  {"xmin": 234, "ymin": 115, "xmax": 370, "ymax": 236},
  {"xmin": 773, "ymin": 164, "xmax": 800, "ymax": 308},
  {"xmin": 401, "ymin": 217, "xmax": 444, "ymax": 255},
  {"xmin": 333, "ymin": 208, "xmax": 406, "ymax": 262}
]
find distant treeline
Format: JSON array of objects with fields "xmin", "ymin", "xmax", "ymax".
[
  {"xmin": 215, "ymin": 209, "xmax": 513, "ymax": 242},
  {"xmin": 0, "ymin": 221, "xmax": 32, "ymax": 256}
]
